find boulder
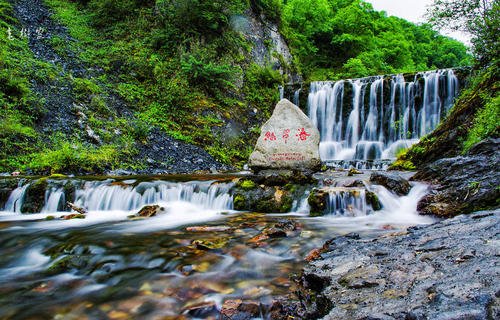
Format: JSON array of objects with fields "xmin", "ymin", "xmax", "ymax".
[
  {"xmin": 370, "ymin": 172, "xmax": 411, "ymax": 196},
  {"xmin": 249, "ymin": 99, "xmax": 320, "ymax": 171}
]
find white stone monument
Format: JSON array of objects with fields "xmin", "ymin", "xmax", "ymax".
[{"xmin": 249, "ymin": 99, "xmax": 321, "ymax": 171}]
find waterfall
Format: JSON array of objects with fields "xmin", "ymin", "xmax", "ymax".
[
  {"xmin": 308, "ymin": 69, "xmax": 460, "ymax": 164},
  {"xmin": 293, "ymin": 88, "xmax": 300, "ymax": 106},
  {"xmin": 325, "ymin": 188, "xmax": 367, "ymax": 216},
  {"xmin": 74, "ymin": 180, "xmax": 233, "ymax": 212},
  {"xmin": 3, "ymin": 183, "xmax": 29, "ymax": 213},
  {"xmin": 1, "ymin": 179, "xmax": 234, "ymax": 214}
]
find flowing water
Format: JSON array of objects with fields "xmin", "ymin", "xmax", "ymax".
[
  {"xmin": 0, "ymin": 174, "xmax": 434, "ymax": 319},
  {"xmin": 308, "ymin": 69, "xmax": 460, "ymax": 167}
]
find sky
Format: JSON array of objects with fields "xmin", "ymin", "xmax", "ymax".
[{"xmin": 364, "ymin": 0, "xmax": 471, "ymax": 45}]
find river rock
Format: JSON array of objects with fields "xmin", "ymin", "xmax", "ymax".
[
  {"xmin": 369, "ymin": 171, "xmax": 411, "ymax": 196},
  {"xmin": 413, "ymin": 138, "xmax": 500, "ymax": 217},
  {"xmin": 128, "ymin": 205, "xmax": 165, "ymax": 219},
  {"xmin": 249, "ymin": 99, "xmax": 320, "ymax": 171},
  {"xmin": 286, "ymin": 210, "xmax": 500, "ymax": 319}
]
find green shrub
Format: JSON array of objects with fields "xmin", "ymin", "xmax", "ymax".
[{"xmin": 463, "ymin": 94, "xmax": 500, "ymax": 151}]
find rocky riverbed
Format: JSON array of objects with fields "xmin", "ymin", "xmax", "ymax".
[{"xmin": 287, "ymin": 210, "xmax": 500, "ymax": 320}]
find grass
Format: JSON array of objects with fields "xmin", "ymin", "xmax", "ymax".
[{"xmin": 463, "ymin": 93, "xmax": 500, "ymax": 152}]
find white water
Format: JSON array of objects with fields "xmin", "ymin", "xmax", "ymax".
[
  {"xmin": 3, "ymin": 183, "xmax": 29, "ymax": 214},
  {"xmin": 0, "ymin": 179, "xmax": 235, "ymax": 230},
  {"xmin": 309, "ymin": 69, "xmax": 460, "ymax": 163},
  {"xmin": 325, "ymin": 188, "xmax": 367, "ymax": 217},
  {"xmin": 315, "ymin": 183, "xmax": 434, "ymax": 231}
]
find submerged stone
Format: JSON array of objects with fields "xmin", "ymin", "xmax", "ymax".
[
  {"xmin": 370, "ymin": 171, "xmax": 411, "ymax": 196},
  {"xmin": 249, "ymin": 99, "xmax": 320, "ymax": 171}
]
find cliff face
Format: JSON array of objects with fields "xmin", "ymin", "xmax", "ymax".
[{"xmin": 1, "ymin": 0, "xmax": 300, "ymax": 174}]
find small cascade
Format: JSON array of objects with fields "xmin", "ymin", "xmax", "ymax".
[
  {"xmin": 308, "ymin": 69, "xmax": 460, "ymax": 164},
  {"xmin": 41, "ymin": 187, "xmax": 66, "ymax": 213},
  {"xmin": 74, "ymin": 180, "xmax": 233, "ymax": 212},
  {"xmin": 293, "ymin": 88, "xmax": 301, "ymax": 107},
  {"xmin": 325, "ymin": 188, "xmax": 367, "ymax": 216},
  {"xmin": 1, "ymin": 179, "xmax": 234, "ymax": 215},
  {"xmin": 3, "ymin": 183, "xmax": 29, "ymax": 213}
]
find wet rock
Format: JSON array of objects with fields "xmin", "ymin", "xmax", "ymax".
[
  {"xmin": 413, "ymin": 138, "xmax": 500, "ymax": 217},
  {"xmin": 131, "ymin": 205, "xmax": 164, "ymax": 218},
  {"xmin": 370, "ymin": 171, "xmax": 411, "ymax": 196},
  {"xmin": 67, "ymin": 201, "xmax": 86, "ymax": 215},
  {"xmin": 249, "ymin": 169, "xmax": 317, "ymax": 186},
  {"xmin": 21, "ymin": 178, "xmax": 48, "ymax": 213},
  {"xmin": 305, "ymin": 248, "xmax": 324, "ymax": 262},
  {"xmin": 183, "ymin": 301, "xmax": 218, "ymax": 318},
  {"xmin": 249, "ymin": 99, "xmax": 321, "ymax": 172},
  {"xmin": 233, "ymin": 185, "xmax": 293, "ymax": 213},
  {"xmin": 307, "ymin": 188, "xmax": 328, "ymax": 216},
  {"xmin": 343, "ymin": 179, "xmax": 365, "ymax": 188},
  {"xmin": 347, "ymin": 168, "xmax": 362, "ymax": 176},
  {"xmin": 192, "ymin": 238, "xmax": 228, "ymax": 250},
  {"xmin": 263, "ymin": 227, "xmax": 287, "ymax": 238},
  {"xmin": 287, "ymin": 210, "xmax": 500, "ymax": 319},
  {"xmin": 61, "ymin": 213, "xmax": 86, "ymax": 220},
  {"xmin": 366, "ymin": 191, "xmax": 382, "ymax": 211},
  {"xmin": 220, "ymin": 299, "xmax": 261, "ymax": 320},
  {"xmin": 186, "ymin": 226, "xmax": 232, "ymax": 232}
]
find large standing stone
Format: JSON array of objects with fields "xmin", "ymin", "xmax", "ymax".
[{"xmin": 249, "ymin": 99, "xmax": 320, "ymax": 171}]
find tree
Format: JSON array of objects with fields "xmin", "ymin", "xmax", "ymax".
[{"xmin": 427, "ymin": 0, "xmax": 499, "ymax": 66}]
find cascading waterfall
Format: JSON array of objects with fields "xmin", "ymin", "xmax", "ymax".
[
  {"xmin": 308, "ymin": 69, "xmax": 460, "ymax": 165},
  {"xmin": 1, "ymin": 179, "xmax": 234, "ymax": 215},
  {"xmin": 3, "ymin": 183, "xmax": 29, "ymax": 214},
  {"xmin": 326, "ymin": 188, "xmax": 367, "ymax": 216},
  {"xmin": 74, "ymin": 180, "xmax": 233, "ymax": 212}
]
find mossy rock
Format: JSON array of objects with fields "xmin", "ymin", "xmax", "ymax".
[
  {"xmin": 233, "ymin": 185, "xmax": 294, "ymax": 213},
  {"xmin": 21, "ymin": 178, "xmax": 48, "ymax": 213},
  {"xmin": 308, "ymin": 188, "xmax": 328, "ymax": 216},
  {"xmin": 366, "ymin": 191, "xmax": 382, "ymax": 211},
  {"xmin": 237, "ymin": 179, "xmax": 256, "ymax": 190}
]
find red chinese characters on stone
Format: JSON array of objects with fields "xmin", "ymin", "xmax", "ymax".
[
  {"xmin": 282, "ymin": 129, "xmax": 290, "ymax": 143},
  {"xmin": 296, "ymin": 127, "xmax": 310, "ymax": 141},
  {"xmin": 264, "ymin": 131, "xmax": 277, "ymax": 141}
]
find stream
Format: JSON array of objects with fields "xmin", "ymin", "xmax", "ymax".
[{"xmin": 0, "ymin": 174, "xmax": 434, "ymax": 319}]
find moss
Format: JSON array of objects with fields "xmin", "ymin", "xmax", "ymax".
[
  {"xmin": 49, "ymin": 173, "xmax": 68, "ymax": 179},
  {"xmin": 307, "ymin": 189, "xmax": 327, "ymax": 216},
  {"xmin": 21, "ymin": 178, "xmax": 48, "ymax": 213},
  {"xmin": 239, "ymin": 179, "xmax": 256, "ymax": 190},
  {"xmin": 366, "ymin": 191, "xmax": 381, "ymax": 211},
  {"xmin": 233, "ymin": 194, "xmax": 246, "ymax": 210}
]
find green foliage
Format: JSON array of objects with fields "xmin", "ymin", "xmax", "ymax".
[
  {"xmin": 463, "ymin": 93, "xmax": 500, "ymax": 151},
  {"xmin": 28, "ymin": 139, "xmax": 121, "ymax": 174},
  {"xmin": 180, "ymin": 54, "xmax": 239, "ymax": 92},
  {"xmin": 251, "ymin": 0, "xmax": 283, "ymax": 22},
  {"xmin": 389, "ymin": 148, "xmax": 416, "ymax": 171},
  {"xmin": 239, "ymin": 179, "xmax": 256, "ymax": 190},
  {"xmin": 281, "ymin": 0, "xmax": 472, "ymax": 78},
  {"xmin": 73, "ymin": 77, "xmax": 102, "ymax": 98},
  {"xmin": 427, "ymin": 0, "xmax": 499, "ymax": 67},
  {"xmin": 243, "ymin": 63, "xmax": 281, "ymax": 115}
]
